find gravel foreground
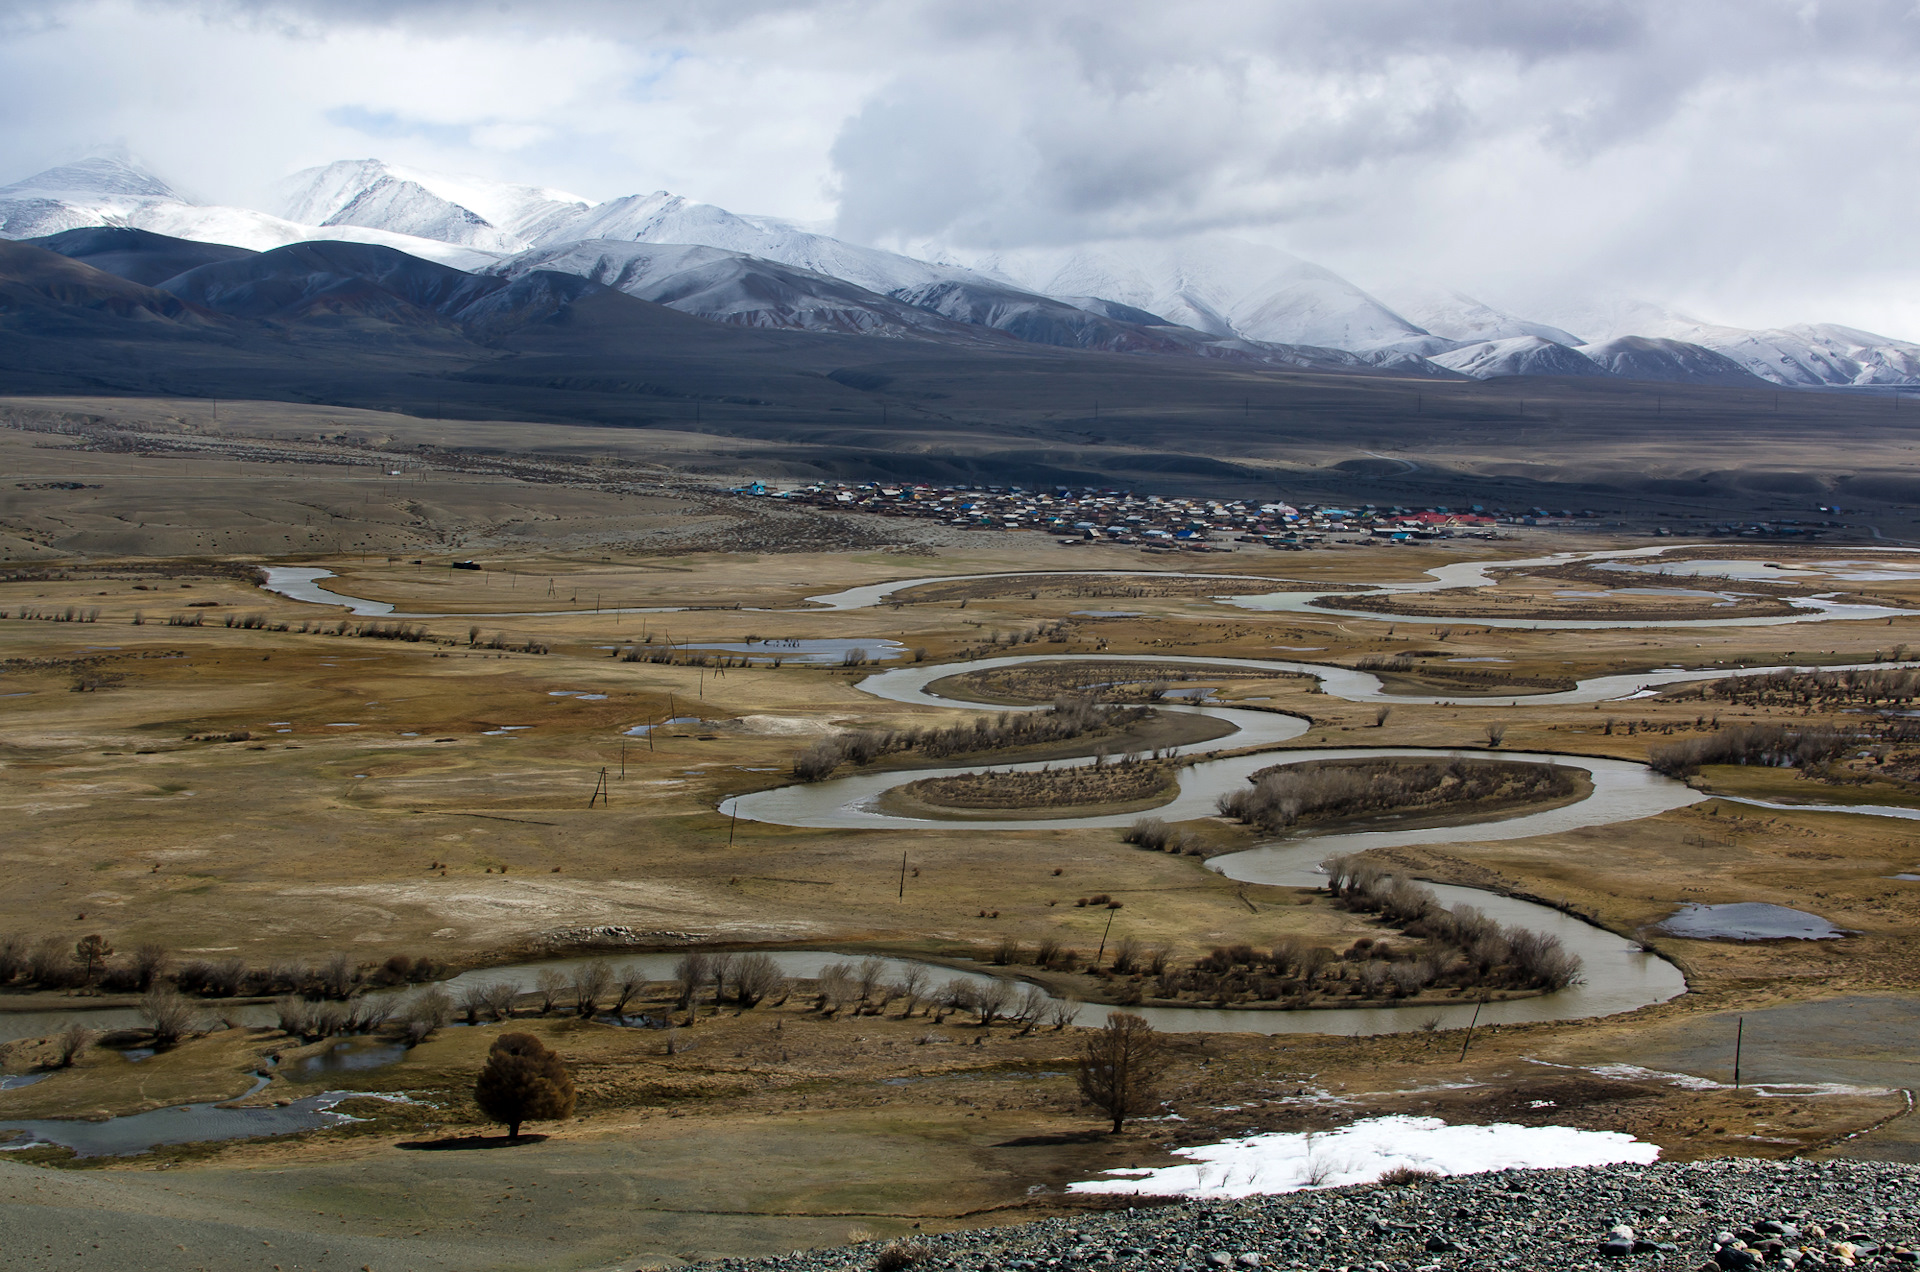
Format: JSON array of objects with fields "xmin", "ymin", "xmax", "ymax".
[{"xmin": 706, "ymin": 1161, "xmax": 1919, "ymax": 1272}]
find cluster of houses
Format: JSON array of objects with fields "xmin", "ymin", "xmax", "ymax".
[{"xmin": 733, "ymin": 481, "xmax": 1517, "ymax": 550}]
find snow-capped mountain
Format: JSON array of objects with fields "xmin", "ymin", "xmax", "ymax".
[
  {"xmin": 268, "ymin": 159, "xmax": 587, "ymax": 252},
  {"xmin": 6, "ymin": 152, "xmax": 1919, "ymax": 388},
  {"xmin": 1369, "ymin": 279, "xmax": 1582, "ymax": 348},
  {"xmin": 1429, "ymin": 336, "xmax": 1611, "ymax": 380},
  {"xmin": 917, "ymin": 235, "xmax": 1431, "ymax": 352},
  {"xmin": 488, "ymin": 240, "xmax": 989, "ymax": 339},
  {"xmin": 0, "ymin": 155, "xmax": 500, "ymax": 269}
]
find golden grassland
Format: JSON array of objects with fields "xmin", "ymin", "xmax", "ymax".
[{"xmin": 3, "ymin": 419, "xmax": 1920, "ymax": 1264}]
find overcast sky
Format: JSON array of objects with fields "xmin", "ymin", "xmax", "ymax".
[{"xmin": 4, "ymin": 0, "xmax": 1920, "ymax": 336}]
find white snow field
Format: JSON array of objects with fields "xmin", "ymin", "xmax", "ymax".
[{"xmin": 1069, "ymin": 1116, "xmax": 1660, "ymax": 1199}]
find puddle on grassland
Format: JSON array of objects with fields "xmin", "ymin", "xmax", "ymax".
[{"xmin": 1656, "ymin": 902, "xmax": 1848, "ymax": 941}]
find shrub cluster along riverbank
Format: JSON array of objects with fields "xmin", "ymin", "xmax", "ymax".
[
  {"xmin": 794, "ymin": 699, "xmax": 1154, "ymax": 780},
  {"xmin": 938, "ymin": 660, "xmax": 1307, "ymax": 705},
  {"xmin": 900, "ymin": 759, "xmax": 1179, "ymax": 811},
  {"xmin": 1215, "ymin": 757, "xmax": 1579, "ymax": 833}
]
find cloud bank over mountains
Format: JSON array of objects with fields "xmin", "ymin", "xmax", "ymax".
[
  {"xmin": 1, "ymin": 0, "xmax": 1919, "ymax": 341},
  {"xmin": 7, "ymin": 151, "xmax": 1919, "ymax": 389}
]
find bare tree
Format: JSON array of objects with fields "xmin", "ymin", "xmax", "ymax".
[
  {"xmin": 973, "ymin": 978, "xmax": 1014, "ymax": 1026},
  {"xmin": 459, "ymin": 983, "xmax": 493, "ymax": 1025},
  {"xmin": 673, "ymin": 951, "xmax": 712, "ymax": 1011},
  {"xmin": 1045, "ymin": 995, "xmax": 1080, "ymax": 1030},
  {"xmin": 534, "ymin": 968, "xmax": 568, "ymax": 1015},
  {"xmin": 1484, "ymin": 722, "xmax": 1507, "ymax": 747},
  {"xmin": 1011, "ymin": 984, "xmax": 1051, "ymax": 1032},
  {"xmin": 482, "ymin": 981, "xmax": 519, "ymax": 1021},
  {"xmin": 56, "ymin": 1023, "xmax": 95, "ymax": 1067},
  {"xmin": 609, "ymin": 965, "xmax": 649, "ymax": 1017},
  {"xmin": 709, "ymin": 953, "xmax": 737, "ymax": 1011},
  {"xmin": 732, "ymin": 953, "xmax": 782, "ymax": 1008},
  {"xmin": 854, "ymin": 956, "xmax": 887, "ymax": 1003},
  {"xmin": 937, "ymin": 977, "xmax": 976, "ymax": 1022},
  {"xmin": 894, "ymin": 963, "xmax": 929, "ymax": 1017},
  {"xmin": 1077, "ymin": 1012, "xmax": 1169, "ymax": 1133},
  {"xmin": 572, "ymin": 960, "xmax": 614, "ymax": 1018},
  {"xmin": 1374, "ymin": 705, "xmax": 1392, "ymax": 728},
  {"xmin": 140, "ymin": 986, "xmax": 196, "ymax": 1049},
  {"xmin": 318, "ymin": 951, "xmax": 356, "ymax": 999},
  {"xmin": 817, "ymin": 961, "xmax": 857, "ymax": 1013},
  {"xmin": 403, "ymin": 986, "xmax": 454, "ymax": 1044}
]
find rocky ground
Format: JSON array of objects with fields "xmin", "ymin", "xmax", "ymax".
[{"xmin": 716, "ymin": 1161, "xmax": 1920, "ymax": 1272}]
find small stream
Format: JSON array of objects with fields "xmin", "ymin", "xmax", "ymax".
[
  {"xmin": 260, "ymin": 545, "xmax": 1920, "ymax": 629},
  {"xmin": 0, "ymin": 1071, "xmax": 422, "ymax": 1158}
]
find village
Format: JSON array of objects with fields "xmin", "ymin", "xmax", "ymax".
[{"xmin": 745, "ymin": 480, "xmax": 1531, "ymax": 548}]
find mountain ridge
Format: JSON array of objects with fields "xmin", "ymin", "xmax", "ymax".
[{"xmin": 4, "ymin": 154, "xmax": 1916, "ymax": 388}]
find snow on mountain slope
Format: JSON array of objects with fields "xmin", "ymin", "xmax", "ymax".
[
  {"xmin": 487, "ymin": 240, "xmax": 989, "ymax": 338},
  {"xmin": 1578, "ymin": 335, "xmax": 1766, "ymax": 385},
  {"xmin": 554, "ymin": 191, "xmax": 959, "ymax": 295},
  {"xmin": 0, "ymin": 157, "xmax": 503, "ymax": 269},
  {"xmin": 920, "ymin": 235, "xmax": 1431, "ymax": 351},
  {"xmin": 1430, "ymin": 336, "xmax": 1609, "ymax": 379},
  {"xmin": 1370, "ymin": 279, "xmax": 1582, "ymax": 347},
  {"xmin": 270, "ymin": 160, "xmax": 588, "ymax": 250},
  {"xmin": 1497, "ymin": 296, "xmax": 1920, "ymax": 386}
]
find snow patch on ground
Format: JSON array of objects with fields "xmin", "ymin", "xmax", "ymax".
[{"xmin": 1068, "ymin": 1115, "xmax": 1657, "ymax": 1199}]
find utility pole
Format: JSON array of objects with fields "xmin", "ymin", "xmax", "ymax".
[
  {"xmin": 1734, "ymin": 1016, "xmax": 1744, "ymax": 1089},
  {"xmin": 728, "ymin": 801, "xmax": 739, "ymax": 846},
  {"xmin": 588, "ymin": 768, "xmax": 610, "ymax": 808},
  {"xmin": 620, "ymin": 739, "xmax": 627, "ymax": 779},
  {"xmin": 1458, "ymin": 998, "xmax": 1485, "ymax": 1062},
  {"xmin": 898, "ymin": 851, "xmax": 908, "ymax": 899},
  {"xmin": 1095, "ymin": 908, "xmax": 1116, "ymax": 966}
]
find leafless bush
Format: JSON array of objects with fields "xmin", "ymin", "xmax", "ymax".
[
  {"xmin": 894, "ymin": 963, "xmax": 929, "ymax": 1017},
  {"xmin": 732, "ymin": 953, "xmax": 783, "ymax": 1007},
  {"xmin": 1110, "ymin": 936, "xmax": 1142, "ymax": 975},
  {"xmin": 141, "ymin": 986, "xmax": 197, "ymax": 1048},
  {"xmin": 131, "ymin": 943, "xmax": 169, "ymax": 991},
  {"xmin": 459, "ymin": 983, "xmax": 494, "ymax": 1026},
  {"xmin": 1484, "ymin": 723, "xmax": 1507, "ymax": 747},
  {"xmin": 403, "ymin": 986, "xmax": 454, "ymax": 1044},
  {"xmin": 874, "ymin": 1240, "xmax": 933, "ymax": 1271},
  {"xmin": 56, "ymin": 1023, "xmax": 95, "ymax": 1067},
  {"xmin": 1045, "ymin": 995, "xmax": 1080, "ymax": 1030},
  {"xmin": 482, "ymin": 981, "xmax": 520, "ymax": 1021},
  {"xmin": 817, "ymin": 961, "xmax": 857, "ymax": 1012},
  {"xmin": 1648, "ymin": 723, "xmax": 1851, "ymax": 777},
  {"xmin": 535, "ymin": 968, "xmax": 568, "ymax": 1014},
  {"xmin": 666, "ymin": 951, "xmax": 708, "ymax": 1011},
  {"xmin": 28, "ymin": 936, "xmax": 69, "ymax": 986},
  {"xmin": 317, "ymin": 952, "xmax": 356, "ymax": 1000}
]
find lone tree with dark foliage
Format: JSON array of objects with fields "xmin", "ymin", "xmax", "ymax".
[
  {"xmin": 473, "ymin": 1033, "xmax": 576, "ymax": 1142},
  {"xmin": 1076, "ymin": 1011, "xmax": 1168, "ymax": 1133}
]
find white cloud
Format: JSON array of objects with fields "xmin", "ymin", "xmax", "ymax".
[{"xmin": 2, "ymin": 0, "xmax": 1919, "ymax": 335}]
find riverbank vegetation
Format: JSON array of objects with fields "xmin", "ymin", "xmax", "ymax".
[
  {"xmin": 1215, "ymin": 756, "xmax": 1580, "ymax": 833},
  {"xmin": 792, "ymin": 698, "xmax": 1154, "ymax": 781},
  {"xmin": 933, "ymin": 660, "xmax": 1309, "ymax": 706},
  {"xmin": 894, "ymin": 757, "xmax": 1178, "ymax": 812}
]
